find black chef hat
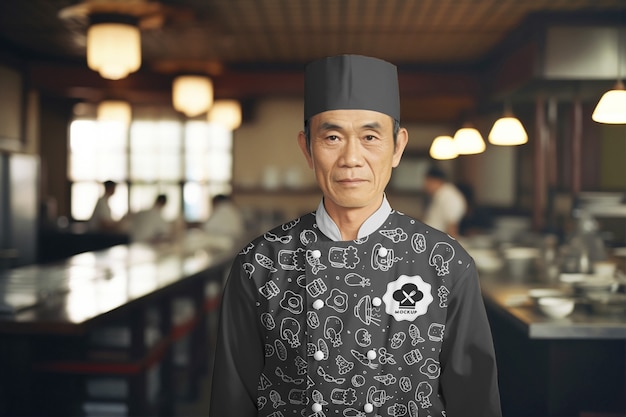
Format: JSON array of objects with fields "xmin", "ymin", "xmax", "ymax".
[{"xmin": 304, "ymin": 54, "xmax": 400, "ymax": 122}]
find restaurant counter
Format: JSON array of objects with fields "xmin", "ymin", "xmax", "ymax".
[
  {"xmin": 0, "ymin": 231, "xmax": 243, "ymax": 417},
  {"xmin": 481, "ymin": 276, "xmax": 626, "ymax": 417}
]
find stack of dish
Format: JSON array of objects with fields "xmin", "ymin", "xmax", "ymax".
[
  {"xmin": 527, "ymin": 288, "xmax": 576, "ymax": 319},
  {"xmin": 559, "ymin": 269, "xmax": 624, "ymax": 316}
]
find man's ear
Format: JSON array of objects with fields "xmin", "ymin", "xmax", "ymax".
[
  {"xmin": 392, "ymin": 127, "xmax": 409, "ymax": 168},
  {"xmin": 298, "ymin": 131, "xmax": 314, "ymax": 169}
]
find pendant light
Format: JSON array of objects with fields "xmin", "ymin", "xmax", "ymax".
[
  {"xmin": 488, "ymin": 103, "xmax": 528, "ymax": 146},
  {"xmin": 592, "ymin": 80, "xmax": 626, "ymax": 124},
  {"xmin": 208, "ymin": 100, "xmax": 242, "ymax": 130},
  {"xmin": 172, "ymin": 75, "xmax": 214, "ymax": 117},
  {"xmin": 97, "ymin": 100, "xmax": 132, "ymax": 125},
  {"xmin": 592, "ymin": 27, "xmax": 626, "ymax": 124},
  {"xmin": 454, "ymin": 125, "xmax": 485, "ymax": 155},
  {"xmin": 429, "ymin": 135, "xmax": 458, "ymax": 160},
  {"xmin": 87, "ymin": 14, "xmax": 141, "ymax": 80}
]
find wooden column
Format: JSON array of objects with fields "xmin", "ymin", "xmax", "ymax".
[
  {"xmin": 571, "ymin": 98, "xmax": 583, "ymax": 196},
  {"xmin": 533, "ymin": 96, "xmax": 548, "ymax": 232}
]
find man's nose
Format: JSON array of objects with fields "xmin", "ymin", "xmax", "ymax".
[{"xmin": 339, "ymin": 137, "xmax": 364, "ymax": 166}]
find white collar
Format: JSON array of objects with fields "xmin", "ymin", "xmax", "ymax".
[{"xmin": 315, "ymin": 196, "xmax": 392, "ymax": 241}]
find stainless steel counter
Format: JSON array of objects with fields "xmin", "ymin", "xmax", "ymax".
[
  {"xmin": 0, "ymin": 231, "xmax": 240, "ymax": 333},
  {"xmin": 482, "ymin": 280, "xmax": 626, "ymax": 339}
]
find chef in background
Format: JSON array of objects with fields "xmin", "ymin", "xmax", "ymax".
[{"xmin": 423, "ymin": 166, "xmax": 467, "ymax": 238}]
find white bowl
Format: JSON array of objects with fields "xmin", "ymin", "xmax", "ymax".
[{"xmin": 537, "ymin": 297, "xmax": 575, "ymax": 319}]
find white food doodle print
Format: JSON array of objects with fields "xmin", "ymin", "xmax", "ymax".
[
  {"xmin": 416, "ymin": 381, "xmax": 434, "ymax": 408},
  {"xmin": 344, "ymin": 272, "xmax": 370, "ymax": 287},
  {"xmin": 371, "ymin": 243, "xmax": 402, "ymax": 271},
  {"xmin": 240, "ymin": 211, "xmax": 478, "ymax": 416},
  {"xmin": 278, "ymin": 248, "xmax": 306, "ymax": 270},
  {"xmin": 408, "ymin": 323, "xmax": 425, "ymax": 345},
  {"xmin": 438, "ymin": 285, "xmax": 450, "ymax": 307},
  {"xmin": 306, "ymin": 249, "xmax": 327, "ymax": 274},
  {"xmin": 354, "ymin": 295, "xmax": 382, "ymax": 326},
  {"xmin": 429, "ymin": 242, "xmax": 455, "ymax": 276},
  {"xmin": 325, "ymin": 288, "xmax": 349, "ymax": 313},
  {"xmin": 280, "ymin": 290, "xmax": 303, "ymax": 314},
  {"xmin": 280, "ymin": 317, "xmax": 301, "ymax": 347},
  {"xmin": 411, "ymin": 233, "xmax": 427, "ymax": 253},
  {"xmin": 265, "ymin": 231, "xmax": 293, "ymax": 244},
  {"xmin": 328, "ymin": 245, "xmax": 360, "ymax": 268},
  {"xmin": 256, "ymin": 253, "xmax": 278, "ymax": 273},
  {"xmin": 379, "ymin": 227, "xmax": 408, "ymax": 243},
  {"xmin": 324, "ymin": 316, "xmax": 344, "ymax": 347}
]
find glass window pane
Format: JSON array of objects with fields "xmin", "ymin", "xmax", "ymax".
[
  {"xmin": 183, "ymin": 182, "xmax": 209, "ymax": 222},
  {"xmin": 71, "ymin": 182, "xmax": 100, "ymax": 221}
]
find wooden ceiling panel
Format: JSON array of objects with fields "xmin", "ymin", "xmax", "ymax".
[{"xmin": 1, "ymin": 0, "xmax": 625, "ymax": 122}]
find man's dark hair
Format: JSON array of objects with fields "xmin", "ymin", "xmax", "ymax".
[
  {"xmin": 155, "ymin": 194, "xmax": 167, "ymax": 205},
  {"xmin": 425, "ymin": 166, "xmax": 447, "ymax": 181}
]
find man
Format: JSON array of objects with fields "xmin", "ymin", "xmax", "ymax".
[
  {"xmin": 127, "ymin": 194, "xmax": 171, "ymax": 243},
  {"xmin": 423, "ymin": 166, "xmax": 467, "ymax": 238},
  {"xmin": 209, "ymin": 55, "xmax": 501, "ymax": 417},
  {"xmin": 86, "ymin": 180, "xmax": 119, "ymax": 232}
]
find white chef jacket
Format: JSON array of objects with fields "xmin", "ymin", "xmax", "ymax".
[
  {"xmin": 128, "ymin": 207, "xmax": 170, "ymax": 243},
  {"xmin": 209, "ymin": 197, "xmax": 501, "ymax": 417},
  {"xmin": 86, "ymin": 196, "xmax": 112, "ymax": 232},
  {"xmin": 423, "ymin": 183, "xmax": 467, "ymax": 234}
]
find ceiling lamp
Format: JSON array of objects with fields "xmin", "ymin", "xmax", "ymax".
[
  {"xmin": 172, "ymin": 75, "xmax": 214, "ymax": 117},
  {"xmin": 429, "ymin": 135, "xmax": 458, "ymax": 160},
  {"xmin": 593, "ymin": 28, "xmax": 626, "ymax": 124},
  {"xmin": 488, "ymin": 106, "xmax": 528, "ymax": 146},
  {"xmin": 454, "ymin": 126, "xmax": 486, "ymax": 155},
  {"xmin": 97, "ymin": 100, "xmax": 132, "ymax": 125},
  {"xmin": 592, "ymin": 80, "xmax": 626, "ymax": 124},
  {"xmin": 208, "ymin": 100, "xmax": 242, "ymax": 130},
  {"xmin": 87, "ymin": 15, "xmax": 141, "ymax": 80}
]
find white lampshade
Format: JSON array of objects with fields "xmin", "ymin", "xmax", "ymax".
[
  {"xmin": 87, "ymin": 22, "xmax": 141, "ymax": 80},
  {"xmin": 172, "ymin": 75, "xmax": 214, "ymax": 117},
  {"xmin": 454, "ymin": 127, "xmax": 486, "ymax": 155},
  {"xmin": 429, "ymin": 135, "xmax": 458, "ymax": 160},
  {"xmin": 208, "ymin": 100, "xmax": 242, "ymax": 130},
  {"xmin": 97, "ymin": 100, "xmax": 132, "ymax": 125},
  {"xmin": 592, "ymin": 80, "xmax": 626, "ymax": 124},
  {"xmin": 488, "ymin": 116, "xmax": 528, "ymax": 145}
]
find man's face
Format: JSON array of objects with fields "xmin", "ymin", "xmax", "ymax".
[{"xmin": 298, "ymin": 109, "xmax": 407, "ymax": 216}]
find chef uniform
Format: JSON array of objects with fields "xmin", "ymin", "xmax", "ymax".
[{"xmin": 209, "ymin": 55, "xmax": 502, "ymax": 417}]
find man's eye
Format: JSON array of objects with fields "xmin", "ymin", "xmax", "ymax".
[
  {"xmin": 327, "ymin": 135, "xmax": 339, "ymax": 141},
  {"xmin": 364, "ymin": 135, "xmax": 377, "ymax": 141}
]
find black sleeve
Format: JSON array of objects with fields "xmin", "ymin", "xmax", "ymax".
[
  {"xmin": 209, "ymin": 257, "xmax": 264, "ymax": 417},
  {"xmin": 439, "ymin": 261, "xmax": 502, "ymax": 417}
]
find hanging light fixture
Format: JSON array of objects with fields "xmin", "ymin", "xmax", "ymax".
[
  {"xmin": 592, "ymin": 27, "xmax": 626, "ymax": 124},
  {"xmin": 454, "ymin": 125, "xmax": 486, "ymax": 155},
  {"xmin": 208, "ymin": 100, "xmax": 242, "ymax": 130},
  {"xmin": 172, "ymin": 75, "xmax": 214, "ymax": 117},
  {"xmin": 488, "ymin": 104, "xmax": 528, "ymax": 146},
  {"xmin": 97, "ymin": 100, "xmax": 132, "ymax": 125},
  {"xmin": 429, "ymin": 135, "xmax": 458, "ymax": 160},
  {"xmin": 592, "ymin": 80, "xmax": 626, "ymax": 124},
  {"xmin": 87, "ymin": 14, "xmax": 141, "ymax": 80}
]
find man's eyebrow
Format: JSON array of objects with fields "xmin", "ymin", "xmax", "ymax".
[
  {"xmin": 318, "ymin": 121, "xmax": 383, "ymax": 130},
  {"xmin": 319, "ymin": 122, "xmax": 342, "ymax": 131}
]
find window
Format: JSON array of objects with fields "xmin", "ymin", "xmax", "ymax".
[{"xmin": 68, "ymin": 117, "xmax": 233, "ymax": 223}]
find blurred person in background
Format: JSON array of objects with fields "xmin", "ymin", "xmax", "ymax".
[
  {"xmin": 203, "ymin": 194, "xmax": 245, "ymax": 240},
  {"xmin": 127, "ymin": 194, "xmax": 171, "ymax": 243},
  {"xmin": 87, "ymin": 180, "xmax": 121, "ymax": 232},
  {"xmin": 423, "ymin": 166, "xmax": 467, "ymax": 238}
]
